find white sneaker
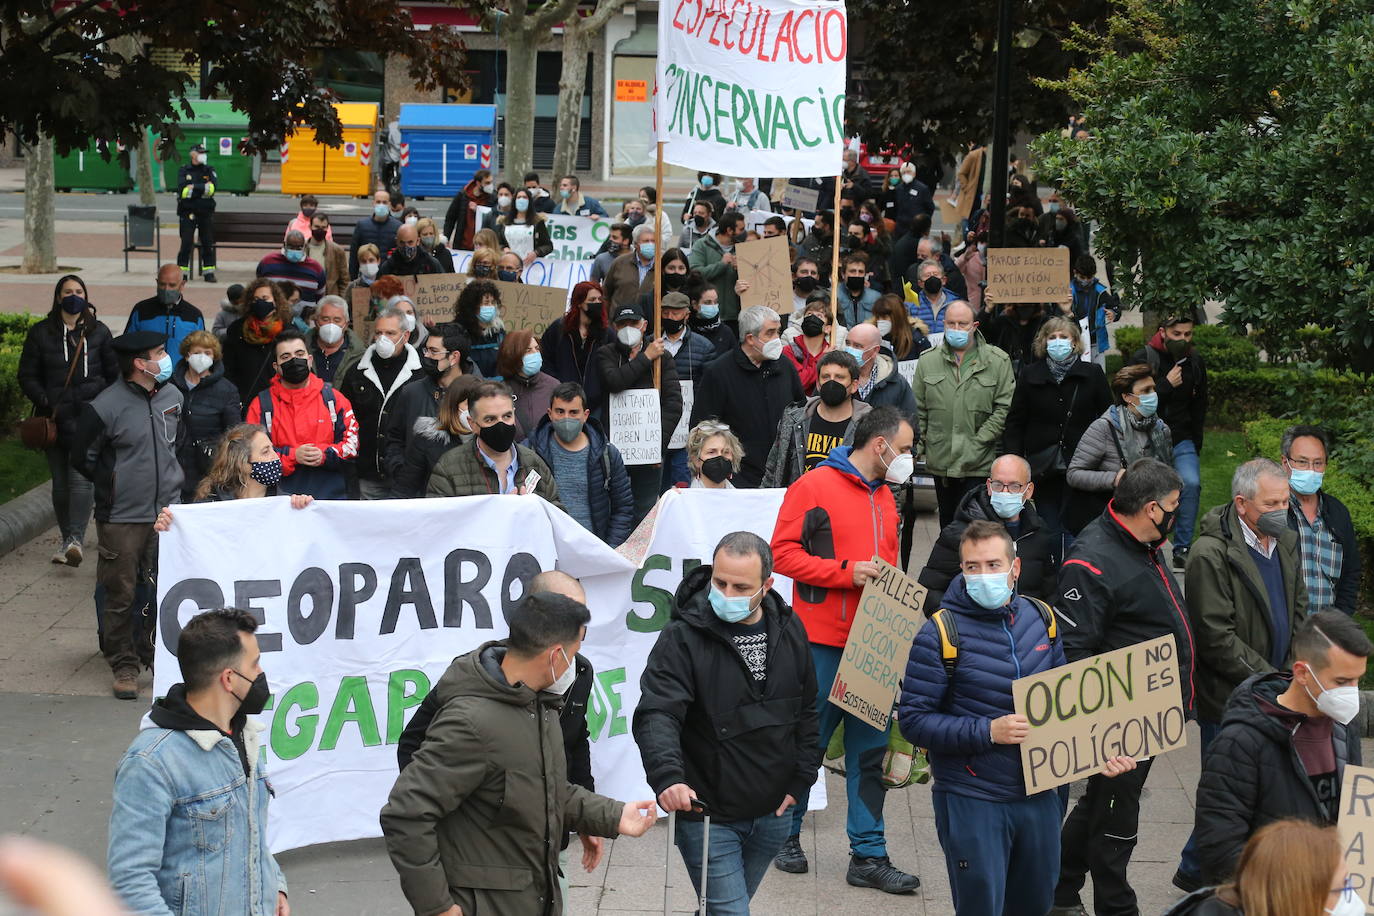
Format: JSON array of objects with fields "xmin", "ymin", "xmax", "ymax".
[
  {"xmin": 64, "ymin": 540, "xmax": 83, "ymax": 567},
  {"xmin": 51, "ymin": 540, "xmax": 68, "ymax": 565}
]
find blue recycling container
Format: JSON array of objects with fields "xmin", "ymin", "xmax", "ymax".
[{"xmin": 398, "ymin": 104, "xmax": 499, "ymax": 199}]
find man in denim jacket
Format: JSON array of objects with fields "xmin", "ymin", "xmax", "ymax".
[{"xmin": 108, "ymin": 608, "xmax": 289, "ymax": 915}]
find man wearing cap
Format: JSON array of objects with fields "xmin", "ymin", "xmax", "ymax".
[
  {"xmin": 72, "ymin": 331, "xmax": 185, "ymax": 700},
  {"xmin": 176, "ymin": 144, "xmax": 218, "ymax": 283}
]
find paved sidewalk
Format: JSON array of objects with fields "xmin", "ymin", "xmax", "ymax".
[{"xmin": 0, "ymin": 507, "xmax": 1221, "ymax": 915}]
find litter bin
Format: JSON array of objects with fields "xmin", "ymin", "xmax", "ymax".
[
  {"xmin": 127, "ymin": 205, "xmax": 157, "ymax": 247},
  {"xmin": 397, "ymin": 104, "xmax": 499, "ymax": 200},
  {"xmin": 158, "ymin": 100, "xmax": 260, "ymax": 195},
  {"xmin": 280, "ymin": 102, "xmax": 379, "ymax": 197},
  {"xmin": 54, "ymin": 141, "xmax": 133, "ymax": 192}
]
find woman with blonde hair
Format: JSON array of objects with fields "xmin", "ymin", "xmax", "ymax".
[
  {"xmin": 415, "ymin": 217, "xmax": 455, "ymax": 272},
  {"xmin": 392, "ymin": 375, "xmax": 480, "ymax": 498},
  {"xmin": 1165, "ymin": 819, "xmax": 1360, "ymax": 916},
  {"xmin": 466, "ymin": 245, "xmax": 500, "ymax": 280},
  {"xmin": 681, "ymin": 420, "xmax": 745, "ymax": 489},
  {"xmin": 154, "ymin": 424, "xmax": 311, "ymax": 530}
]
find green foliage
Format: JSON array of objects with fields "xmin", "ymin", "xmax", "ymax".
[
  {"xmin": 1032, "ymin": 0, "xmax": 1374, "ymax": 368},
  {"xmin": 1112, "ymin": 324, "xmax": 1258, "ymax": 372},
  {"xmin": 0, "ymin": 314, "xmax": 40, "ymax": 431},
  {"xmin": 0, "ymin": 436, "xmax": 50, "ymax": 505}
]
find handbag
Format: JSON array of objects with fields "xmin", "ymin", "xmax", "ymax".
[
  {"xmin": 18, "ymin": 326, "xmax": 86, "ymax": 450},
  {"xmin": 1027, "ymin": 378, "xmax": 1080, "ymax": 478}
]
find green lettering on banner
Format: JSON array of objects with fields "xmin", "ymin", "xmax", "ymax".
[
  {"xmin": 627, "ymin": 554, "xmax": 673, "ymax": 632},
  {"xmin": 319, "ymin": 675, "xmax": 383, "ymax": 750},
  {"xmin": 272, "ymin": 681, "xmax": 320, "ymax": 760},
  {"xmin": 712, "ymin": 81, "xmax": 733, "ymax": 147},
  {"xmin": 386, "ymin": 668, "xmax": 430, "ymax": 744},
  {"xmin": 587, "ymin": 667, "xmax": 628, "ymax": 741},
  {"xmin": 793, "ymin": 96, "xmax": 820, "ymax": 148}
]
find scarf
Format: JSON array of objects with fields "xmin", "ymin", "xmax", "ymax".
[
  {"xmin": 243, "ymin": 315, "xmax": 283, "ymax": 346},
  {"xmin": 1048, "ymin": 354, "xmax": 1075, "ymax": 383},
  {"xmin": 1111, "ymin": 405, "xmax": 1171, "ymax": 466}
]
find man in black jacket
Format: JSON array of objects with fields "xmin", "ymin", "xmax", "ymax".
[
  {"xmin": 1282, "ymin": 425, "xmax": 1361, "ymax": 615},
  {"xmin": 1192, "ymin": 610, "xmax": 1370, "ymax": 884},
  {"xmin": 634, "ymin": 532, "xmax": 820, "ymax": 912},
  {"xmin": 1049, "ymin": 458, "xmax": 1196, "ymax": 916},
  {"xmin": 395, "ymin": 570, "xmax": 606, "ymax": 893},
  {"xmin": 918, "ymin": 455, "xmax": 1056, "ymax": 614},
  {"xmin": 338, "ymin": 308, "xmax": 425, "ymax": 499}
]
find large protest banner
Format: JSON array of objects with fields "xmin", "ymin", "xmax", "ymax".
[
  {"xmin": 657, "ymin": 0, "xmax": 848, "ymax": 176},
  {"xmin": 153, "ymin": 488, "xmax": 796, "ymax": 852},
  {"xmin": 827, "ymin": 560, "xmax": 925, "ymax": 730},
  {"xmin": 985, "ymin": 247, "xmax": 1071, "ymax": 305},
  {"xmin": 1339, "ymin": 765, "xmax": 1374, "ymax": 908},
  {"xmin": 544, "ymin": 214, "xmax": 615, "ymax": 260},
  {"xmin": 1013, "ymin": 634, "xmax": 1187, "ymax": 794}
]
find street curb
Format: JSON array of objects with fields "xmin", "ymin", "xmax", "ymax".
[{"xmin": 0, "ymin": 481, "xmax": 55, "ymax": 557}]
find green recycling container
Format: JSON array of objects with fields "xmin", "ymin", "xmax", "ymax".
[
  {"xmin": 54, "ymin": 141, "xmax": 133, "ymax": 192},
  {"xmin": 159, "ymin": 100, "xmax": 261, "ymax": 195}
]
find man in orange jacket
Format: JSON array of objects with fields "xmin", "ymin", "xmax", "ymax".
[
  {"xmin": 245, "ymin": 330, "xmax": 359, "ymax": 499},
  {"xmin": 769, "ymin": 405, "xmax": 921, "ymax": 895}
]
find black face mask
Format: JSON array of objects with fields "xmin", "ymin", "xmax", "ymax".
[
  {"xmin": 583, "ymin": 299, "xmax": 604, "ymax": 321},
  {"xmin": 420, "ymin": 356, "xmax": 444, "ymax": 380},
  {"xmin": 663, "ymin": 272, "xmax": 686, "ymax": 290},
  {"xmin": 922, "ymin": 276, "xmax": 942, "ymax": 296},
  {"xmin": 250, "ymin": 298, "xmax": 276, "ymax": 320},
  {"xmin": 473, "ymin": 264, "xmax": 493, "ymax": 278},
  {"xmin": 794, "ymin": 276, "xmax": 819, "ymax": 294},
  {"xmin": 694, "ymin": 216, "xmax": 708, "ymax": 228},
  {"xmin": 662, "ymin": 317, "xmax": 685, "ymax": 335},
  {"xmin": 1154, "ymin": 504, "xmax": 1177, "ymax": 539},
  {"xmin": 232, "ymin": 670, "xmax": 270, "ymax": 717},
  {"xmin": 801, "ymin": 314, "xmax": 825, "ymax": 338},
  {"xmin": 310, "ymin": 227, "xmax": 327, "ymax": 242},
  {"xmin": 733, "ymin": 231, "xmax": 748, "ymax": 244},
  {"xmin": 701, "ymin": 455, "xmax": 733, "ymax": 483},
  {"xmin": 497, "ymin": 269, "xmax": 520, "ymax": 282},
  {"xmin": 478, "ymin": 420, "xmax": 517, "ymax": 453},
  {"xmin": 845, "ymin": 276, "xmax": 865, "ymax": 295},
  {"xmin": 818, "ymin": 379, "xmax": 849, "ymax": 407},
  {"xmin": 280, "ymin": 357, "xmax": 310, "ymax": 384}
]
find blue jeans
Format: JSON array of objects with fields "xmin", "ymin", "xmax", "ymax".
[
  {"xmin": 1172, "ymin": 440, "xmax": 1202, "ymax": 553},
  {"xmin": 662, "ymin": 448, "xmax": 689, "ymax": 491},
  {"xmin": 1176, "ymin": 719, "xmax": 1224, "ymax": 879},
  {"xmin": 675, "ymin": 812, "xmax": 792, "ymax": 915},
  {"xmin": 789, "ymin": 644, "xmax": 889, "ymax": 857},
  {"xmin": 46, "ymin": 444, "xmax": 93, "ymax": 545},
  {"xmin": 933, "ymin": 790, "xmax": 1061, "ymax": 916}
]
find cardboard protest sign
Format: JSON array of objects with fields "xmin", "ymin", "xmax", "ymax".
[
  {"xmin": 609, "ymin": 388, "xmax": 662, "ymax": 466},
  {"xmin": 412, "ymin": 274, "xmax": 468, "ymax": 326},
  {"xmin": 985, "ymin": 248, "xmax": 1071, "ymax": 304},
  {"xmin": 657, "ymin": 0, "xmax": 848, "ymax": 177},
  {"xmin": 1013, "ymin": 634, "xmax": 1187, "ymax": 794},
  {"xmin": 495, "ymin": 280, "xmax": 569, "ymax": 334},
  {"xmin": 349, "ymin": 276, "xmax": 417, "ymax": 340},
  {"xmin": 1338, "ymin": 764, "xmax": 1374, "ymax": 909},
  {"xmin": 781, "ymin": 183, "xmax": 821, "ymax": 212},
  {"xmin": 827, "ymin": 559, "xmax": 926, "ymax": 730},
  {"xmin": 737, "ymin": 235, "xmax": 793, "ymax": 312}
]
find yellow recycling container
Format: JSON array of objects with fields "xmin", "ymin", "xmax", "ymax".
[{"xmin": 279, "ymin": 102, "xmax": 379, "ymax": 197}]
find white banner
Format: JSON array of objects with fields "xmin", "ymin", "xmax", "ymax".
[
  {"xmin": 544, "ymin": 214, "xmax": 615, "ymax": 261},
  {"xmin": 656, "ymin": 0, "xmax": 848, "ymax": 177},
  {"xmin": 446, "ymin": 249, "xmax": 593, "ymax": 302},
  {"xmin": 152, "ymin": 489, "xmax": 809, "ymax": 853}
]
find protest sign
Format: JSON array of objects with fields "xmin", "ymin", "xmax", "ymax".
[
  {"xmin": 744, "ymin": 208, "xmax": 813, "ymax": 236},
  {"xmin": 985, "ymin": 248, "xmax": 1071, "ymax": 304},
  {"xmin": 656, "ymin": 0, "xmax": 848, "ymax": 177},
  {"xmin": 349, "ymin": 276, "xmax": 417, "ymax": 340},
  {"xmin": 827, "ymin": 559, "xmax": 926, "ymax": 730},
  {"xmin": 737, "ymin": 235, "xmax": 793, "ymax": 312},
  {"xmin": 897, "ymin": 359, "xmax": 917, "ymax": 389},
  {"xmin": 609, "ymin": 388, "xmax": 662, "ymax": 465},
  {"xmin": 545, "ymin": 213, "xmax": 614, "ymax": 260},
  {"xmin": 781, "ymin": 183, "xmax": 821, "ymax": 212},
  {"xmin": 495, "ymin": 279, "xmax": 570, "ymax": 334},
  {"xmin": 1013, "ymin": 634, "xmax": 1187, "ymax": 794},
  {"xmin": 154, "ymin": 488, "xmax": 803, "ymax": 853},
  {"xmin": 1338, "ymin": 764, "xmax": 1374, "ymax": 908},
  {"xmin": 412, "ymin": 274, "xmax": 468, "ymax": 326},
  {"xmin": 669, "ymin": 380, "xmax": 694, "ymax": 450}
]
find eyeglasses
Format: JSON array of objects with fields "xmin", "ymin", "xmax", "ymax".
[
  {"xmin": 988, "ymin": 481, "xmax": 1029, "ymax": 494},
  {"xmin": 1287, "ymin": 457, "xmax": 1327, "ymax": 471}
]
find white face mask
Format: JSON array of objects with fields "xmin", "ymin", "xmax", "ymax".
[
  {"xmin": 1327, "ymin": 886, "xmax": 1363, "ymax": 916},
  {"xmin": 617, "ymin": 326, "xmax": 643, "ymax": 348},
  {"xmin": 402, "ymin": 313, "xmax": 417, "ymax": 333},
  {"xmin": 881, "ymin": 443, "xmax": 914, "ymax": 484},
  {"xmin": 547, "ymin": 647, "xmax": 576, "ymax": 695},
  {"xmin": 360, "ymin": 263, "xmax": 379, "ymax": 280},
  {"xmin": 373, "ymin": 335, "xmax": 397, "ymax": 360},
  {"xmin": 317, "ymin": 323, "xmax": 343, "ymax": 345},
  {"xmin": 760, "ymin": 337, "xmax": 784, "ymax": 361},
  {"xmin": 404, "ymin": 216, "xmax": 418, "ymax": 226},
  {"xmin": 876, "ymin": 319, "xmax": 893, "ymax": 336},
  {"xmin": 187, "ymin": 353, "xmax": 213, "ymax": 374},
  {"xmin": 1304, "ymin": 665, "xmax": 1361, "ymax": 725}
]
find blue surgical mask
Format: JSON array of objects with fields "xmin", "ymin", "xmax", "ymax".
[
  {"xmin": 1289, "ymin": 468, "xmax": 1324, "ymax": 495},
  {"xmin": 640, "ymin": 242, "xmax": 655, "ymax": 260},
  {"xmin": 149, "ymin": 353, "xmax": 173, "ymax": 384},
  {"xmin": 1134, "ymin": 392, "xmax": 1159, "ymax": 417},
  {"xmin": 1046, "ymin": 338, "xmax": 1074, "ymax": 362},
  {"xmin": 478, "ymin": 304, "xmax": 497, "ymax": 323},
  {"xmin": 515, "ymin": 197, "xmax": 530, "ymax": 212},
  {"xmin": 945, "ymin": 328, "xmax": 970, "ymax": 349},
  {"xmin": 698, "ymin": 303, "xmax": 719, "ymax": 320},
  {"xmin": 965, "ymin": 572, "xmax": 1014, "ymax": 610},
  {"xmin": 700, "ymin": 175, "xmax": 714, "ymax": 188},
  {"xmin": 844, "ymin": 346, "xmax": 869, "ymax": 366},
  {"xmin": 373, "ymin": 203, "xmax": 390, "ymax": 219},
  {"xmin": 285, "ymin": 248, "xmax": 305, "ymax": 263},
  {"xmin": 521, "ymin": 353, "xmax": 543, "ymax": 376},
  {"xmin": 708, "ymin": 583, "xmax": 761, "ymax": 623},
  {"xmin": 989, "ymin": 490, "xmax": 1025, "ymax": 519}
]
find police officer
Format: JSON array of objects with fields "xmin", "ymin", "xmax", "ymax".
[{"xmin": 176, "ymin": 144, "xmax": 218, "ymax": 283}]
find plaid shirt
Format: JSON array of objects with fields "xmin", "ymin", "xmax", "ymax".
[{"xmin": 1292, "ymin": 494, "xmax": 1342, "ymax": 614}]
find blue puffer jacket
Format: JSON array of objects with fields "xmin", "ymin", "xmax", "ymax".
[
  {"xmin": 898, "ymin": 575, "xmax": 1065, "ymax": 802},
  {"xmin": 527, "ymin": 416, "xmax": 635, "ymax": 547}
]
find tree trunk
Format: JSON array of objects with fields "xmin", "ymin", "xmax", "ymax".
[
  {"xmin": 553, "ymin": 19, "xmax": 593, "ymax": 180},
  {"xmin": 134, "ymin": 136, "xmax": 156, "ymax": 206},
  {"xmin": 502, "ymin": 35, "xmax": 540, "ymax": 182},
  {"xmin": 22, "ymin": 136, "xmax": 56, "ymax": 274}
]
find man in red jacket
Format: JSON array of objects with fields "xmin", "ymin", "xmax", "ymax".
[
  {"xmin": 245, "ymin": 330, "xmax": 359, "ymax": 499},
  {"xmin": 769, "ymin": 405, "xmax": 920, "ymax": 895}
]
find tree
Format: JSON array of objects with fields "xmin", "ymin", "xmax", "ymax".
[
  {"xmin": 21, "ymin": 136, "xmax": 54, "ymax": 273},
  {"xmin": 847, "ymin": 0, "xmax": 1113, "ymax": 158},
  {"xmin": 552, "ymin": 0, "xmax": 632, "ymax": 180},
  {"xmin": 0, "ymin": 0, "xmax": 476, "ymax": 272},
  {"xmin": 1032, "ymin": 0, "xmax": 1374, "ymax": 367}
]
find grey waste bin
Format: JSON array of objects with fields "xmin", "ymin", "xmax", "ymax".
[{"xmin": 127, "ymin": 205, "xmax": 156, "ymax": 247}]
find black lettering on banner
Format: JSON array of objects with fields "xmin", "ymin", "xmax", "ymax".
[
  {"xmin": 287, "ymin": 567, "xmax": 335, "ymax": 645},
  {"xmin": 336, "ymin": 562, "xmax": 377, "ymax": 639},
  {"xmin": 159, "ymin": 578, "xmax": 225, "ymax": 654},
  {"xmin": 444, "ymin": 548, "xmax": 493, "ymax": 629},
  {"xmin": 500, "ymin": 552, "xmax": 542, "ymax": 625},
  {"xmin": 236, "ymin": 579, "xmax": 284, "ymax": 652},
  {"xmin": 380, "ymin": 558, "xmax": 438, "ymax": 635}
]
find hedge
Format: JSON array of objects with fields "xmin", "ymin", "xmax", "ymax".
[{"xmin": 0, "ymin": 314, "xmax": 42, "ymax": 430}]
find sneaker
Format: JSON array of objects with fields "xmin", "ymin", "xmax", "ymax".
[
  {"xmin": 773, "ymin": 836, "xmax": 808, "ymax": 874},
  {"xmin": 51, "ymin": 539, "xmax": 69, "ymax": 564},
  {"xmin": 203, "ymin": 270, "xmax": 217, "ymax": 283},
  {"xmin": 845, "ymin": 855, "xmax": 920, "ymax": 894},
  {"xmin": 64, "ymin": 540, "xmax": 83, "ymax": 567},
  {"xmin": 1172, "ymin": 550, "xmax": 1188, "ymax": 571},
  {"xmin": 112, "ymin": 672, "xmax": 139, "ymax": 700},
  {"xmin": 1172, "ymin": 868, "xmax": 1204, "ymax": 894}
]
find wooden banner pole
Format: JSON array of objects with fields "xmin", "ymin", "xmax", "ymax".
[
  {"xmin": 829, "ymin": 174, "xmax": 843, "ymax": 346},
  {"xmin": 653, "ymin": 141, "xmax": 665, "ymax": 389}
]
